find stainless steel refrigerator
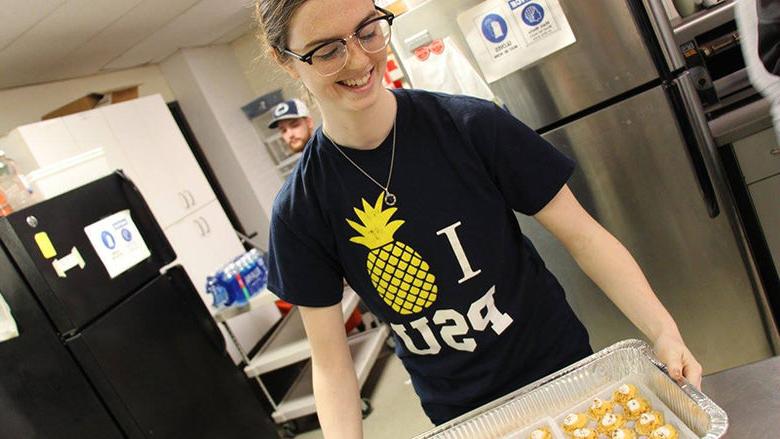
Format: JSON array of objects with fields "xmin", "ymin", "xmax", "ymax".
[
  {"xmin": 0, "ymin": 172, "xmax": 277, "ymax": 438},
  {"xmin": 391, "ymin": 0, "xmax": 779, "ymax": 373}
]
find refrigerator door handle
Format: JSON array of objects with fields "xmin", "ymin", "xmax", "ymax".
[
  {"xmin": 185, "ymin": 190, "xmax": 196, "ymax": 207},
  {"xmin": 639, "ymin": 0, "xmax": 685, "ymax": 71},
  {"xmin": 668, "ymin": 72, "xmax": 720, "ymax": 218}
]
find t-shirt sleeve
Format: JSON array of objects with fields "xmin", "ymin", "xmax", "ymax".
[
  {"xmin": 460, "ymin": 98, "xmax": 575, "ymax": 215},
  {"xmin": 266, "ymin": 202, "xmax": 344, "ymax": 307}
]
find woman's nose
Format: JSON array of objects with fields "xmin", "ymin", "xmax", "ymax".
[{"xmin": 344, "ymin": 37, "xmax": 372, "ymax": 71}]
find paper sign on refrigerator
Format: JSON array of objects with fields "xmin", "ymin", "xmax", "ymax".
[
  {"xmin": 457, "ymin": 0, "xmax": 576, "ymax": 83},
  {"xmin": 84, "ymin": 210, "xmax": 151, "ymax": 279}
]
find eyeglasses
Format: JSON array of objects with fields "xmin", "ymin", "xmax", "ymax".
[{"xmin": 280, "ymin": 6, "xmax": 395, "ymax": 77}]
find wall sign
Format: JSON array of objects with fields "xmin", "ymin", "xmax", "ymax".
[{"xmin": 458, "ymin": 0, "xmax": 576, "ymax": 82}]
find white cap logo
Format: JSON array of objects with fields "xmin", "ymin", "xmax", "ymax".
[{"xmin": 274, "ymin": 103, "xmax": 289, "ymax": 117}]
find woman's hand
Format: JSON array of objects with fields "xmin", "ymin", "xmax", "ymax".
[
  {"xmin": 653, "ymin": 331, "xmax": 703, "ymax": 390},
  {"xmin": 535, "ymin": 187, "xmax": 704, "ymax": 390}
]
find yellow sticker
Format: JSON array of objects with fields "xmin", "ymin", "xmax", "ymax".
[{"xmin": 34, "ymin": 232, "xmax": 57, "ymax": 259}]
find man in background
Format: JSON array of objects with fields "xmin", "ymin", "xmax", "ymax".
[{"xmin": 268, "ymin": 98, "xmax": 314, "ymax": 153}]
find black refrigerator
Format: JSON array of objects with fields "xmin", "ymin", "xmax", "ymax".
[{"xmin": 0, "ymin": 171, "xmax": 277, "ymax": 438}]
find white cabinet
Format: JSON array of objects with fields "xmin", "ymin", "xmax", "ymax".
[
  {"xmin": 100, "ymin": 95, "xmax": 216, "ymax": 228},
  {"xmin": 164, "ymin": 199, "xmax": 280, "ymax": 363},
  {"xmin": 132, "ymin": 96, "xmax": 216, "ymax": 212},
  {"xmin": 60, "ymin": 110, "xmax": 137, "ymax": 182},
  {"xmin": 5, "ymin": 118, "xmax": 83, "ymax": 173},
  {"xmin": 164, "ymin": 200, "xmax": 245, "ymax": 301}
]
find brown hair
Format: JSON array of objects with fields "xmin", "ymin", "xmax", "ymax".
[{"xmin": 253, "ymin": 0, "xmax": 310, "ymax": 61}]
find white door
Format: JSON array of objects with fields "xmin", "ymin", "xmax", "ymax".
[
  {"xmin": 163, "ymin": 200, "xmax": 244, "ymax": 306},
  {"xmin": 134, "ymin": 95, "xmax": 216, "ymax": 212},
  {"xmin": 100, "ymin": 97, "xmax": 201, "ymax": 227},
  {"xmin": 61, "ymin": 109, "xmax": 137, "ymax": 180}
]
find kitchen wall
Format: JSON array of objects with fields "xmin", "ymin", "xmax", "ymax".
[
  {"xmin": 231, "ymin": 33, "xmax": 302, "ymax": 108},
  {"xmin": 0, "ymin": 65, "xmax": 174, "ymax": 136},
  {"xmin": 231, "ymin": 32, "xmax": 323, "ymax": 128}
]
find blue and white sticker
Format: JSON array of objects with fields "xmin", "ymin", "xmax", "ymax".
[
  {"xmin": 509, "ymin": 0, "xmax": 563, "ymax": 45},
  {"xmin": 101, "ymin": 231, "xmax": 116, "ymax": 249},
  {"xmin": 458, "ymin": 0, "xmax": 576, "ymax": 83},
  {"xmin": 521, "ymin": 3, "xmax": 545, "ymax": 26},
  {"xmin": 84, "ymin": 210, "xmax": 151, "ymax": 279},
  {"xmin": 481, "ymin": 14, "xmax": 509, "ymax": 43}
]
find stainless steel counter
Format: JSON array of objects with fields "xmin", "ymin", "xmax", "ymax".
[{"xmin": 701, "ymin": 356, "xmax": 780, "ymax": 438}]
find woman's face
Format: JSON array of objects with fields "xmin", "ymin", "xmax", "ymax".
[{"xmin": 284, "ymin": 0, "xmax": 388, "ymax": 114}]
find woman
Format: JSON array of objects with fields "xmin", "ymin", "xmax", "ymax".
[{"xmin": 256, "ymin": 0, "xmax": 702, "ymax": 436}]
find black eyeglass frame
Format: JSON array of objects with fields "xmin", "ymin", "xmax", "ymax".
[{"xmin": 279, "ymin": 6, "xmax": 395, "ymax": 67}]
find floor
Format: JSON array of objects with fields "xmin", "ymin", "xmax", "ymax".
[{"xmin": 294, "ymin": 347, "xmax": 435, "ymax": 439}]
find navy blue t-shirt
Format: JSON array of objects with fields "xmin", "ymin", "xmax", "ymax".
[{"xmin": 267, "ymin": 89, "xmax": 591, "ymax": 424}]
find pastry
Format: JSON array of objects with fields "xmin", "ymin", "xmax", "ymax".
[
  {"xmin": 587, "ymin": 397, "xmax": 613, "ymax": 419},
  {"xmin": 611, "ymin": 429, "xmax": 636, "ymax": 439},
  {"xmin": 624, "ymin": 396, "xmax": 651, "ymax": 420},
  {"xmin": 597, "ymin": 412, "xmax": 626, "ymax": 434},
  {"xmin": 529, "ymin": 427, "xmax": 552, "ymax": 439},
  {"xmin": 650, "ymin": 424, "xmax": 679, "ymax": 439},
  {"xmin": 635, "ymin": 411, "xmax": 665, "ymax": 435},
  {"xmin": 572, "ymin": 427, "xmax": 597, "ymax": 439},
  {"xmin": 612, "ymin": 383, "xmax": 639, "ymax": 405},
  {"xmin": 561, "ymin": 413, "xmax": 589, "ymax": 433}
]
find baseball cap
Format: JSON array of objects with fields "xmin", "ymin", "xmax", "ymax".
[{"xmin": 268, "ymin": 99, "xmax": 310, "ymax": 129}]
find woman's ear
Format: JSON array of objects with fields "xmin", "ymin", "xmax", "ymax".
[{"xmin": 269, "ymin": 48, "xmax": 300, "ymax": 79}]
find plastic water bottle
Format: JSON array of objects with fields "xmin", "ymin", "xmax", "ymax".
[
  {"xmin": 249, "ymin": 249, "xmax": 268, "ymax": 290},
  {"xmin": 206, "ymin": 275, "xmax": 229, "ymax": 308},
  {"xmin": 238, "ymin": 253, "xmax": 264, "ymax": 297},
  {"xmin": 0, "ymin": 189, "xmax": 13, "ymax": 217},
  {"xmin": 223, "ymin": 263, "xmax": 251, "ymax": 306},
  {"xmin": 0, "ymin": 151, "xmax": 34, "ymax": 210},
  {"xmin": 216, "ymin": 268, "xmax": 235, "ymax": 307}
]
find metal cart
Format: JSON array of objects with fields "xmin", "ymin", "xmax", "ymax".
[{"xmin": 215, "ymin": 287, "xmax": 390, "ymax": 437}]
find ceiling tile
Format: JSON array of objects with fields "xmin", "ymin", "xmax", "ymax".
[
  {"xmin": 0, "ymin": 0, "xmax": 256, "ymax": 89},
  {"xmin": 0, "ymin": 0, "xmax": 65, "ymax": 50},
  {"xmin": 51, "ymin": 0, "xmax": 200, "ymax": 78},
  {"xmin": 211, "ymin": 17, "xmax": 253, "ymax": 45},
  {"xmin": 0, "ymin": 0, "xmax": 142, "ymax": 85},
  {"xmin": 106, "ymin": 0, "xmax": 254, "ymax": 69}
]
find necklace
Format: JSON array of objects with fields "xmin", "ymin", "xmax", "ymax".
[{"xmin": 323, "ymin": 122, "xmax": 397, "ymax": 207}]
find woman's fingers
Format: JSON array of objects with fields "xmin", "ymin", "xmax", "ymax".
[{"xmin": 682, "ymin": 351, "xmax": 703, "ymax": 390}]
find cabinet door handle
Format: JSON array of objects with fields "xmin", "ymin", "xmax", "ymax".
[
  {"xmin": 195, "ymin": 218, "xmax": 206, "ymax": 237},
  {"xmin": 178, "ymin": 192, "xmax": 190, "ymax": 209},
  {"xmin": 186, "ymin": 190, "xmax": 196, "ymax": 207},
  {"xmin": 200, "ymin": 216, "xmax": 211, "ymax": 235},
  {"xmin": 771, "ymin": 148, "xmax": 780, "ymax": 156}
]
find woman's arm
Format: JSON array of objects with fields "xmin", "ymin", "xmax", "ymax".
[
  {"xmin": 534, "ymin": 185, "xmax": 703, "ymax": 388},
  {"xmin": 300, "ymin": 303, "xmax": 363, "ymax": 438}
]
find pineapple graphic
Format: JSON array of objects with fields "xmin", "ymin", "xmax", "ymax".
[{"xmin": 347, "ymin": 193, "xmax": 438, "ymax": 315}]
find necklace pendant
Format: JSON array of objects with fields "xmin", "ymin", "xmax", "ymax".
[{"xmin": 384, "ymin": 191, "xmax": 397, "ymax": 207}]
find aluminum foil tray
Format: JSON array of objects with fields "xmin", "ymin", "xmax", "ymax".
[{"xmin": 413, "ymin": 339, "xmax": 727, "ymax": 439}]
